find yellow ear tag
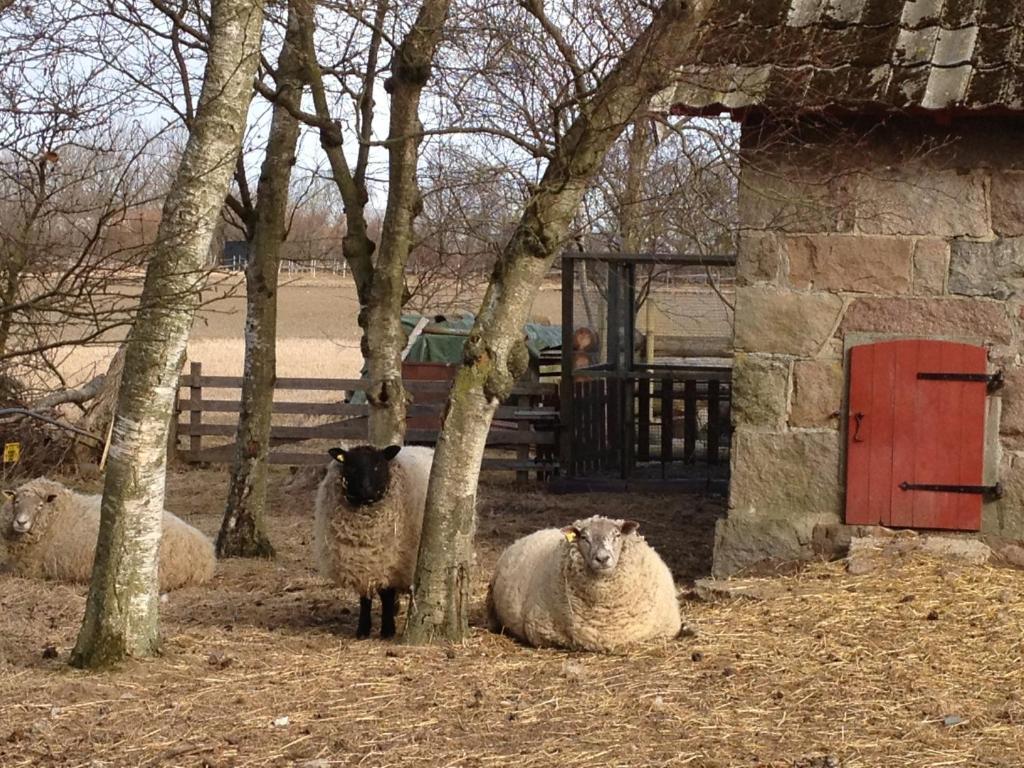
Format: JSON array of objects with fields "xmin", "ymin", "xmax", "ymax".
[
  {"xmin": 334, "ymin": 454, "xmax": 345, "ymax": 464},
  {"xmin": 563, "ymin": 530, "xmax": 577, "ymax": 542}
]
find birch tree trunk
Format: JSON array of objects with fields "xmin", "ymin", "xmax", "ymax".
[
  {"xmin": 217, "ymin": 0, "xmax": 305, "ymax": 559},
  {"xmin": 70, "ymin": 0, "xmax": 263, "ymax": 668},
  {"xmin": 404, "ymin": 0, "xmax": 713, "ymax": 644}
]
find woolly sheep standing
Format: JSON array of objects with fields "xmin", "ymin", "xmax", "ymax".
[
  {"xmin": 313, "ymin": 444, "xmax": 433, "ymax": 639},
  {"xmin": 487, "ymin": 515, "xmax": 681, "ymax": 652},
  {"xmin": 0, "ymin": 477, "xmax": 216, "ymax": 590}
]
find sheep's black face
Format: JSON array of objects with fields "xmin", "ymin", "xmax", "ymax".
[
  {"xmin": 564, "ymin": 516, "xmax": 640, "ymax": 576},
  {"xmin": 327, "ymin": 445, "xmax": 401, "ymax": 507}
]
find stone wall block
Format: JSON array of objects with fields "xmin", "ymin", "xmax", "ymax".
[
  {"xmin": 732, "ymin": 353, "xmax": 789, "ymax": 428},
  {"xmin": 790, "ymin": 359, "xmax": 844, "ymax": 428},
  {"xmin": 981, "ymin": 453, "xmax": 1024, "ymax": 539},
  {"xmin": 785, "ymin": 234, "xmax": 913, "ymax": 293},
  {"xmin": 729, "ymin": 429, "xmax": 842, "ymax": 518},
  {"xmin": 737, "ymin": 231, "xmax": 781, "ymax": 285},
  {"xmin": 912, "ymin": 238, "xmax": 950, "ymax": 295},
  {"xmin": 735, "ymin": 287, "xmax": 844, "ymax": 356},
  {"xmin": 854, "ymin": 169, "xmax": 990, "ymax": 238},
  {"xmin": 949, "ymin": 238, "xmax": 1024, "ymax": 300},
  {"xmin": 991, "ymin": 171, "xmax": 1024, "ymax": 237},
  {"xmin": 717, "ymin": 429, "xmax": 843, "ymax": 576},
  {"xmin": 739, "ymin": 166, "xmax": 854, "ymax": 234},
  {"xmin": 998, "ymin": 366, "xmax": 1024, "ymax": 437},
  {"xmin": 839, "ymin": 297, "xmax": 1012, "ymax": 345}
]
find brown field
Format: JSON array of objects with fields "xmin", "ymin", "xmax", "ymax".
[
  {"xmin": 49, "ymin": 272, "xmax": 732, "ymax": 390},
  {"xmin": 2, "ymin": 467, "xmax": 1023, "ymax": 768}
]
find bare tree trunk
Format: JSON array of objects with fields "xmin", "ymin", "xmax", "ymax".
[
  {"xmin": 621, "ymin": 118, "xmax": 654, "ymax": 254},
  {"xmin": 217, "ymin": 0, "xmax": 305, "ymax": 559},
  {"xmin": 70, "ymin": 0, "xmax": 263, "ymax": 669},
  {"xmin": 362, "ymin": 0, "xmax": 450, "ymax": 446},
  {"xmin": 404, "ymin": 0, "xmax": 712, "ymax": 644}
]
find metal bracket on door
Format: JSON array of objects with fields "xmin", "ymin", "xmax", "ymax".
[
  {"xmin": 917, "ymin": 370, "xmax": 1005, "ymax": 393},
  {"xmin": 898, "ymin": 481, "xmax": 1004, "ymax": 499}
]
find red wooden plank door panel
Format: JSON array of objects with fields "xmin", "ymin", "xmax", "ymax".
[{"xmin": 845, "ymin": 339, "xmax": 988, "ymax": 531}]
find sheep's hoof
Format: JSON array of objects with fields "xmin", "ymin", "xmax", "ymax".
[
  {"xmin": 380, "ymin": 626, "xmax": 396, "ymax": 640},
  {"xmin": 355, "ymin": 629, "xmax": 371, "ymax": 640}
]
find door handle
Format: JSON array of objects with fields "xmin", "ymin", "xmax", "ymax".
[{"xmin": 852, "ymin": 411, "xmax": 865, "ymax": 442}]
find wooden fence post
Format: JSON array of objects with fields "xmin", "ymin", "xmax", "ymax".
[
  {"xmin": 166, "ymin": 366, "xmax": 182, "ymax": 466},
  {"xmin": 516, "ymin": 393, "xmax": 531, "ymax": 483},
  {"xmin": 189, "ymin": 361, "xmax": 203, "ymax": 461}
]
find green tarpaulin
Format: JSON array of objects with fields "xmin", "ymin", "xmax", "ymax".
[
  {"xmin": 399, "ymin": 314, "xmax": 561, "ymax": 364},
  {"xmin": 348, "ymin": 314, "xmax": 561, "ymax": 403}
]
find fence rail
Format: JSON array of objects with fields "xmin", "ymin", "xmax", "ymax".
[{"xmin": 173, "ymin": 363, "xmax": 559, "ymax": 477}]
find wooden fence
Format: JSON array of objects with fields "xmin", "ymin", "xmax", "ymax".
[{"xmin": 173, "ymin": 363, "xmax": 559, "ymax": 478}]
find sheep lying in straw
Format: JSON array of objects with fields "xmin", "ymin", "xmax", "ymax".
[
  {"xmin": 487, "ymin": 515, "xmax": 681, "ymax": 652},
  {"xmin": 1, "ymin": 477, "xmax": 216, "ymax": 590},
  {"xmin": 314, "ymin": 444, "xmax": 434, "ymax": 639}
]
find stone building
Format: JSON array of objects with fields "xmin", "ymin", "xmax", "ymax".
[{"xmin": 667, "ymin": 1, "xmax": 1024, "ymax": 575}]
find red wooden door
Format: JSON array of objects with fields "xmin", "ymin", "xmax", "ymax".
[{"xmin": 845, "ymin": 339, "xmax": 989, "ymax": 531}]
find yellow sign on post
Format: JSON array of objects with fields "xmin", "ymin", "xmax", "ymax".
[{"xmin": 3, "ymin": 442, "xmax": 21, "ymax": 463}]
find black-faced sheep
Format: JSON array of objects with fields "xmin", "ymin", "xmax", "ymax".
[
  {"xmin": 313, "ymin": 444, "xmax": 433, "ymax": 639},
  {"xmin": 487, "ymin": 515, "xmax": 681, "ymax": 652},
  {"xmin": 0, "ymin": 477, "xmax": 216, "ymax": 590}
]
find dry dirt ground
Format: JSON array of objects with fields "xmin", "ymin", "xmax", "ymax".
[{"xmin": 1, "ymin": 467, "xmax": 1023, "ymax": 767}]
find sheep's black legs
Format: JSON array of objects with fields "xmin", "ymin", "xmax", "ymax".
[
  {"xmin": 357, "ymin": 596, "xmax": 372, "ymax": 639},
  {"xmin": 379, "ymin": 588, "xmax": 397, "ymax": 639}
]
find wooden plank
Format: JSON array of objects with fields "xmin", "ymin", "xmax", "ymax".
[
  {"xmin": 178, "ymin": 399, "xmax": 369, "ymax": 416},
  {"xmin": 660, "ymin": 376, "xmax": 673, "ymax": 478},
  {"xmin": 180, "ymin": 375, "xmax": 363, "ymax": 390},
  {"xmin": 516, "ymin": 393, "xmax": 530, "ymax": 483},
  {"xmin": 565, "ymin": 251, "xmax": 735, "ymax": 266},
  {"xmin": 183, "ymin": 446, "xmax": 558, "ymax": 472},
  {"xmin": 560, "ymin": 258, "xmax": 575, "ymax": 477},
  {"xmin": 707, "ymin": 379, "xmax": 720, "ymax": 466},
  {"xmin": 598, "ymin": 379, "xmax": 608, "ymax": 472},
  {"xmin": 178, "ymin": 422, "xmax": 556, "ymax": 445},
  {"xmin": 911, "ymin": 340, "xmax": 951, "ymax": 529},
  {"xmin": 189, "ymin": 362, "xmax": 202, "ymax": 457},
  {"xmin": 955, "ymin": 344, "xmax": 987, "ymax": 531},
  {"xmin": 888, "ymin": 339, "xmax": 920, "ymax": 528},
  {"xmin": 637, "ymin": 377, "xmax": 651, "ymax": 462},
  {"xmin": 401, "ymin": 316, "xmax": 431, "ymax": 360},
  {"xmin": 844, "ymin": 344, "xmax": 874, "ymax": 525},
  {"xmin": 683, "ymin": 378, "xmax": 697, "ymax": 463},
  {"xmin": 866, "ymin": 341, "xmax": 897, "ymax": 527},
  {"xmin": 177, "ymin": 399, "xmax": 555, "ymax": 421},
  {"xmin": 178, "ymin": 374, "xmax": 556, "ymax": 398}
]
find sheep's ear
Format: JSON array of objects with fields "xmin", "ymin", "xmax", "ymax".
[
  {"xmin": 619, "ymin": 520, "xmax": 640, "ymax": 535},
  {"xmin": 44, "ymin": 494, "xmax": 57, "ymax": 503},
  {"xmin": 327, "ymin": 447, "xmax": 346, "ymax": 463},
  {"xmin": 382, "ymin": 445, "xmax": 401, "ymax": 461},
  {"xmin": 561, "ymin": 525, "xmax": 580, "ymax": 542},
  {"xmin": 1, "ymin": 490, "xmax": 14, "ymax": 501}
]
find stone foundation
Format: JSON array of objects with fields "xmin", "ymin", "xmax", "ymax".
[{"xmin": 718, "ymin": 117, "xmax": 1024, "ymax": 577}]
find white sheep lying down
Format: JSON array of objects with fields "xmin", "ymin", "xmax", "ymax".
[
  {"xmin": 314, "ymin": 444, "xmax": 434, "ymax": 639},
  {"xmin": 487, "ymin": 515, "xmax": 681, "ymax": 652},
  {"xmin": 1, "ymin": 477, "xmax": 216, "ymax": 591}
]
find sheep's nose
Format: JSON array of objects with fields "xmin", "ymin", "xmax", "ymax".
[
  {"xmin": 595, "ymin": 551, "xmax": 611, "ymax": 565},
  {"xmin": 13, "ymin": 517, "xmax": 30, "ymax": 533}
]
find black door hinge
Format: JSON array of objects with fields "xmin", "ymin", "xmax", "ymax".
[
  {"xmin": 917, "ymin": 370, "xmax": 1004, "ymax": 393},
  {"xmin": 899, "ymin": 481, "xmax": 1003, "ymax": 499}
]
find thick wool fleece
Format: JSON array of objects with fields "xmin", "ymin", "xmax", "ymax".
[
  {"xmin": 488, "ymin": 526, "xmax": 681, "ymax": 652},
  {"xmin": 313, "ymin": 446, "xmax": 433, "ymax": 597},
  {"xmin": 1, "ymin": 477, "xmax": 215, "ymax": 590}
]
